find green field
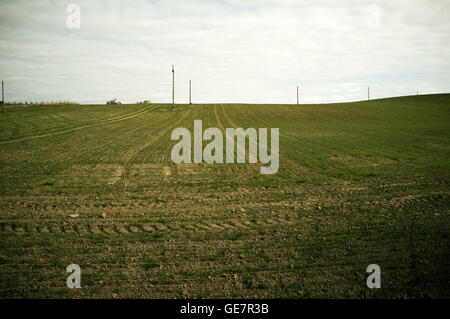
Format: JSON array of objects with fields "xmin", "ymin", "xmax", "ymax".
[{"xmin": 0, "ymin": 94, "xmax": 449, "ymax": 298}]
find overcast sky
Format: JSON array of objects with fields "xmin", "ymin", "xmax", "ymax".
[{"xmin": 0, "ymin": 0, "xmax": 449, "ymax": 104}]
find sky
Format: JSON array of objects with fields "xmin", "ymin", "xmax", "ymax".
[{"xmin": 0, "ymin": 0, "xmax": 449, "ymax": 104}]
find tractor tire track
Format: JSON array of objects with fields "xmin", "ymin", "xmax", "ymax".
[
  {"xmin": 217, "ymin": 104, "xmax": 260, "ymax": 179},
  {"xmin": 213, "ymin": 104, "xmax": 242, "ymax": 177},
  {"xmin": 216, "ymin": 104, "xmax": 251, "ymax": 161},
  {"xmin": 0, "ymin": 214, "xmax": 296, "ymax": 236},
  {"xmin": 111, "ymin": 108, "xmax": 192, "ymax": 184},
  {"xmin": 0, "ymin": 104, "xmax": 160, "ymax": 145},
  {"xmin": 220, "ymin": 104, "xmax": 299, "ymax": 174},
  {"xmin": 122, "ymin": 108, "xmax": 192, "ymax": 164}
]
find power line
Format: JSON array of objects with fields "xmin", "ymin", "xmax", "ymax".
[
  {"xmin": 172, "ymin": 65, "xmax": 175, "ymax": 109},
  {"xmin": 1, "ymin": 81, "xmax": 4, "ymax": 113}
]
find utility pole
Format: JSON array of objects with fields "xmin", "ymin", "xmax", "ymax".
[
  {"xmin": 368, "ymin": 86, "xmax": 370, "ymax": 101},
  {"xmin": 296, "ymin": 85, "xmax": 299, "ymax": 105},
  {"xmin": 172, "ymin": 65, "xmax": 175, "ymax": 109},
  {"xmin": 1, "ymin": 81, "xmax": 4, "ymax": 113},
  {"xmin": 189, "ymin": 80, "xmax": 192, "ymax": 104}
]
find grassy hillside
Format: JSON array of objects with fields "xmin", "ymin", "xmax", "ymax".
[{"xmin": 0, "ymin": 94, "xmax": 449, "ymax": 298}]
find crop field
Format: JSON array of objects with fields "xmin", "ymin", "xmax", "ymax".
[{"xmin": 0, "ymin": 94, "xmax": 449, "ymax": 298}]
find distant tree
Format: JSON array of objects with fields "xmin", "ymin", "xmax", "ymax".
[{"xmin": 106, "ymin": 98, "xmax": 121, "ymax": 105}]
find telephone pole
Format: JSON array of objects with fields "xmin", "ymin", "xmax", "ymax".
[
  {"xmin": 296, "ymin": 85, "xmax": 299, "ymax": 105},
  {"xmin": 189, "ymin": 80, "xmax": 192, "ymax": 104},
  {"xmin": 368, "ymin": 86, "xmax": 370, "ymax": 101},
  {"xmin": 1, "ymin": 81, "xmax": 4, "ymax": 113},
  {"xmin": 172, "ymin": 65, "xmax": 175, "ymax": 109}
]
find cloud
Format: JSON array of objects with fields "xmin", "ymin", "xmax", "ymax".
[{"xmin": 0, "ymin": 0, "xmax": 449, "ymax": 104}]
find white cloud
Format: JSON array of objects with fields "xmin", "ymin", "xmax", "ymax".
[{"xmin": 0, "ymin": 0, "xmax": 449, "ymax": 104}]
